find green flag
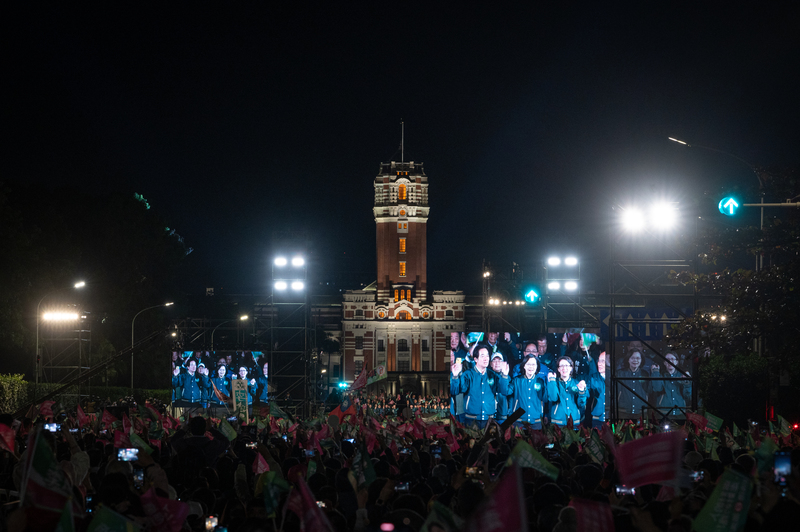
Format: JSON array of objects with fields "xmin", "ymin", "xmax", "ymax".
[
  {"xmin": 755, "ymin": 436, "xmax": 779, "ymax": 474},
  {"xmin": 219, "ymin": 419, "xmax": 238, "ymax": 441},
  {"xmin": 705, "ymin": 436, "xmax": 714, "ymax": 455},
  {"xmin": 421, "ymin": 501, "xmax": 464, "ymax": 532},
  {"xmin": 129, "ymin": 432, "xmax": 154, "ymax": 455},
  {"xmin": 256, "ymin": 471, "xmax": 290, "ymax": 517},
  {"xmin": 585, "ymin": 431, "xmax": 605, "ymax": 464},
  {"xmin": 704, "ymin": 412, "xmax": 723, "ymax": 432},
  {"xmin": 54, "ymin": 499, "xmax": 74, "ymax": 532},
  {"xmin": 351, "ymin": 445, "xmax": 377, "ymax": 487},
  {"xmin": 732, "ymin": 422, "xmax": 741, "ymax": 437},
  {"xmin": 507, "ymin": 440, "xmax": 559, "ymax": 480},
  {"xmin": 692, "ymin": 469, "xmax": 751, "ymax": 532},
  {"xmin": 777, "ymin": 416, "xmax": 791, "ymax": 437},
  {"xmin": 563, "ymin": 427, "xmax": 579, "ymax": 446},
  {"xmin": 768, "ymin": 420, "xmax": 776, "ymax": 435},
  {"xmin": 270, "ymin": 403, "xmax": 290, "ymax": 419}
]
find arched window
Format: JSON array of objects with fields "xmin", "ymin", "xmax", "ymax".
[
  {"xmin": 398, "ymin": 184, "xmax": 407, "ymax": 201},
  {"xmin": 396, "ymin": 311, "xmax": 411, "ymax": 320}
]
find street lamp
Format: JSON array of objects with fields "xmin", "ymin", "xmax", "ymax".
[
  {"xmin": 210, "ymin": 315, "xmax": 249, "ymax": 351},
  {"xmin": 35, "ymin": 281, "xmax": 86, "ymax": 393},
  {"xmin": 131, "ymin": 302, "xmax": 174, "ymax": 391}
]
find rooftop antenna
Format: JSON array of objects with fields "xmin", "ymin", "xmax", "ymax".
[{"xmin": 401, "ymin": 120, "xmax": 404, "ymax": 163}]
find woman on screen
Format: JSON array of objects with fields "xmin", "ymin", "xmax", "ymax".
[
  {"xmin": 210, "ymin": 364, "xmax": 231, "ymax": 408},
  {"xmin": 546, "ymin": 356, "xmax": 587, "ymax": 427},
  {"xmin": 506, "ymin": 354, "xmax": 547, "ymax": 428},
  {"xmin": 617, "ymin": 350, "xmax": 650, "ymax": 418}
]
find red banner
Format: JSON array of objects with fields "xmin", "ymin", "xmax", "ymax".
[{"xmin": 569, "ymin": 498, "xmax": 614, "ymax": 532}]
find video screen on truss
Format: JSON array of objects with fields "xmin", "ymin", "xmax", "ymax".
[
  {"xmin": 450, "ymin": 330, "xmax": 602, "ymax": 376},
  {"xmin": 170, "ymin": 350, "xmax": 268, "ymax": 408}
]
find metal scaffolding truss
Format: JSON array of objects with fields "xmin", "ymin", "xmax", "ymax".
[{"xmin": 608, "ymin": 259, "xmax": 722, "ymax": 422}]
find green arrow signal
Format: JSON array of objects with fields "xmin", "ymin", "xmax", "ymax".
[
  {"xmin": 718, "ymin": 196, "xmax": 740, "ymax": 216},
  {"xmin": 524, "ymin": 289, "xmax": 539, "ymax": 303}
]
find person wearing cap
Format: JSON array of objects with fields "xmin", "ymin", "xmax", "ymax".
[
  {"xmin": 450, "ymin": 345, "xmax": 509, "ymax": 428},
  {"xmin": 196, "ymin": 362, "xmax": 212, "ymax": 407},
  {"xmin": 490, "ymin": 352, "xmax": 511, "ymax": 423}
]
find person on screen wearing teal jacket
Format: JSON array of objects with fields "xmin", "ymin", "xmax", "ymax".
[
  {"xmin": 450, "ymin": 346, "xmax": 510, "ymax": 428},
  {"xmin": 650, "ymin": 352, "xmax": 691, "ymax": 417},
  {"xmin": 546, "ymin": 356, "xmax": 587, "ymax": 427}
]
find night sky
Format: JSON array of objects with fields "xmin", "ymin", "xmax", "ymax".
[{"xmin": 7, "ymin": 3, "xmax": 800, "ymax": 296}]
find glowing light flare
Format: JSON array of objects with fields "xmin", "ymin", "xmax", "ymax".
[
  {"xmin": 547, "ymin": 281, "xmax": 561, "ymax": 290},
  {"xmin": 564, "ymin": 281, "xmax": 578, "ymax": 291},
  {"xmin": 650, "ymin": 202, "xmax": 677, "ymax": 230},
  {"xmin": 274, "ymin": 257, "xmax": 288, "ymax": 267},
  {"xmin": 74, "ymin": 281, "xmax": 86, "ymax": 288},
  {"xmin": 291, "ymin": 257, "xmax": 305, "ymax": 267},
  {"xmin": 291, "ymin": 281, "xmax": 304, "ymax": 291},
  {"xmin": 621, "ymin": 207, "xmax": 644, "ymax": 232},
  {"xmin": 43, "ymin": 312, "xmax": 80, "ymax": 321},
  {"xmin": 547, "ymin": 257, "xmax": 561, "ymax": 266},
  {"xmin": 239, "ymin": 315, "xmax": 249, "ymax": 321},
  {"xmin": 274, "ymin": 281, "xmax": 288, "ymax": 290},
  {"xmin": 564, "ymin": 257, "xmax": 578, "ymax": 266}
]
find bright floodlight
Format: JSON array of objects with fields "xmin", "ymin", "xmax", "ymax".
[
  {"xmin": 291, "ymin": 257, "xmax": 305, "ymax": 267},
  {"xmin": 74, "ymin": 281, "xmax": 86, "ymax": 288},
  {"xmin": 43, "ymin": 311, "xmax": 80, "ymax": 321},
  {"xmin": 274, "ymin": 257, "xmax": 288, "ymax": 267},
  {"xmin": 564, "ymin": 257, "xmax": 578, "ymax": 266},
  {"xmin": 165, "ymin": 302, "xmax": 174, "ymax": 307},
  {"xmin": 621, "ymin": 207, "xmax": 644, "ymax": 232},
  {"xmin": 274, "ymin": 281, "xmax": 288, "ymax": 290},
  {"xmin": 547, "ymin": 281, "xmax": 561, "ymax": 290},
  {"xmin": 291, "ymin": 281, "xmax": 304, "ymax": 291},
  {"xmin": 650, "ymin": 202, "xmax": 676, "ymax": 230},
  {"xmin": 564, "ymin": 281, "xmax": 578, "ymax": 291},
  {"xmin": 240, "ymin": 315, "xmax": 249, "ymax": 320},
  {"xmin": 547, "ymin": 257, "xmax": 561, "ymax": 266}
]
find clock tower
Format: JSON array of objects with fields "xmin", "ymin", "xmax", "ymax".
[{"xmin": 373, "ymin": 161, "xmax": 429, "ymax": 302}]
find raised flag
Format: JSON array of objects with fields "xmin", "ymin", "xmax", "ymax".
[
  {"xmin": 270, "ymin": 402, "xmax": 290, "ymax": 420},
  {"xmin": 114, "ymin": 430, "xmax": 132, "ymax": 449},
  {"xmin": 253, "ymin": 453, "xmax": 269, "ymax": 475},
  {"xmin": 704, "ymin": 412, "xmax": 723, "ymax": 432},
  {"xmin": 686, "ymin": 411, "xmax": 708, "ymax": 432},
  {"xmin": 129, "ymin": 432, "xmax": 154, "ymax": 455},
  {"xmin": 599, "ymin": 424, "xmax": 616, "ymax": 455},
  {"xmin": 732, "ymin": 422, "xmax": 741, "ymax": 437},
  {"xmin": 101, "ymin": 409, "xmax": 118, "ymax": 427},
  {"xmin": 19, "ymin": 428, "xmax": 71, "ymax": 511},
  {"xmin": 777, "ymin": 416, "xmax": 791, "ymax": 437},
  {"xmin": 755, "ymin": 436, "xmax": 779, "ymax": 474},
  {"xmin": 76, "ymin": 405, "xmax": 89, "ymax": 428},
  {"xmin": 284, "ymin": 476, "xmax": 335, "ymax": 532},
  {"xmin": 54, "ymin": 498, "xmax": 74, "ymax": 532},
  {"xmin": 0, "ymin": 423, "xmax": 15, "ymax": 455},
  {"xmin": 569, "ymin": 498, "xmax": 614, "ymax": 532},
  {"xmin": 219, "ymin": 419, "xmax": 238, "ymax": 441},
  {"xmin": 351, "ymin": 445, "xmax": 377, "ymax": 487},
  {"xmin": 692, "ymin": 469, "xmax": 752, "ymax": 532},
  {"xmin": 140, "ymin": 488, "xmax": 189, "ymax": 532},
  {"xmin": 462, "ymin": 465, "xmax": 527, "ymax": 532},
  {"xmin": 585, "ymin": 431, "xmax": 605, "ymax": 464},
  {"xmin": 256, "ymin": 471, "xmax": 290, "ymax": 516},
  {"xmin": 352, "ymin": 364, "xmax": 369, "ymax": 390},
  {"xmin": 507, "ymin": 440, "xmax": 559, "ymax": 480},
  {"xmin": 615, "ymin": 431, "xmax": 684, "ymax": 487},
  {"xmin": 39, "ymin": 401, "xmax": 55, "ymax": 419}
]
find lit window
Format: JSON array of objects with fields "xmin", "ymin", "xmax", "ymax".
[
  {"xmin": 403, "ymin": 223, "xmax": 407, "ymax": 229},
  {"xmin": 399, "ymin": 184, "xmax": 407, "ymax": 200},
  {"xmin": 394, "ymin": 289, "xmax": 399, "ymax": 302},
  {"xmin": 399, "ymin": 262, "xmax": 406, "ymax": 277},
  {"xmin": 399, "ymin": 238, "xmax": 406, "ymax": 253},
  {"xmin": 398, "ymin": 223, "xmax": 402, "ymax": 229},
  {"xmin": 396, "ymin": 312, "xmax": 411, "ymax": 321}
]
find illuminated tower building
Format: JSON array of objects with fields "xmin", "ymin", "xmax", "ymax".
[{"xmin": 342, "ymin": 159, "xmax": 466, "ymax": 396}]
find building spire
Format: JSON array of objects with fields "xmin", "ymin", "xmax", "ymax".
[{"xmin": 400, "ymin": 119, "xmax": 404, "ymax": 163}]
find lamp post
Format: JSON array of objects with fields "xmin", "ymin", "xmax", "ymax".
[
  {"xmin": 35, "ymin": 281, "xmax": 86, "ymax": 395},
  {"xmin": 131, "ymin": 302, "xmax": 174, "ymax": 391},
  {"xmin": 211, "ymin": 315, "xmax": 249, "ymax": 351}
]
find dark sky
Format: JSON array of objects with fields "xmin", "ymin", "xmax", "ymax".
[{"xmin": 7, "ymin": 3, "xmax": 800, "ymax": 295}]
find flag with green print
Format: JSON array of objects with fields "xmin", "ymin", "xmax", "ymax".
[
  {"xmin": 704, "ymin": 411, "xmax": 723, "ymax": 432},
  {"xmin": 777, "ymin": 416, "xmax": 791, "ymax": 437},
  {"xmin": 585, "ymin": 431, "xmax": 605, "ymax": 464},
  {"xmin": 219, "ymin": 419, "xmax": 238, "ymax": 441},
  {"xmin": 507, "ymin": 440, "xmax": 559, "ymax": 480}
]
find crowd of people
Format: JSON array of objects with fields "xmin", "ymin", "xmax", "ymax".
[{"xmin": 0, "ymin": 390, "xmax": 798, "ymax": 531}]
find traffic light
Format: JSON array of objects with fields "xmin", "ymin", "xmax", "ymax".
[
  {"xmin": 718, "ymin": 196, "xmax": 740, "ymax": 216},
  {"xmin": 522, "ymin": 286, "xmax": 541, "ymax": 304}
]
